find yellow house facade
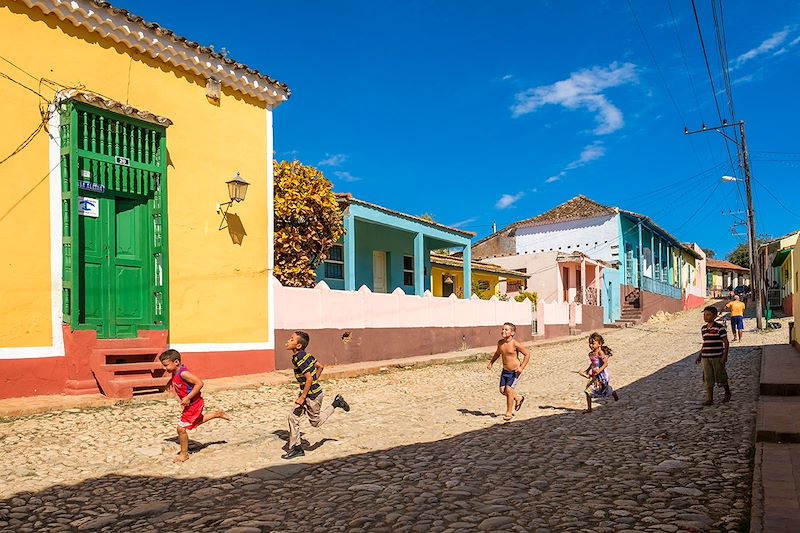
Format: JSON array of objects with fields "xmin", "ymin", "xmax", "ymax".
[
  {"xmin": 430, "ymin": 253, "xmax": 528, "ymax": 299},
  {"xmin": 0, "ymin": 0, "xmax": 288, "ymax": 398},
  {"xmin": 793, "ymin": 235, "xmax": 800, "ymax": 346}
]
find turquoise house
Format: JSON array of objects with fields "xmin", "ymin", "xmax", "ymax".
[
  {"xmin": 316, "ymin": 194, "xmax": 475, "ymax": 297},
  {"xmin": 472, "ymin": 195, "xmax": 703, "ymax": 324}
]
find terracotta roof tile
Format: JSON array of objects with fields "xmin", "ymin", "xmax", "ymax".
[
  {"xmin": 706, "ymin": 259, "xmax": 750, "ymax": 272},
  {"xmin": 430, "ymin": 253, "xmax": 529, "ymax": 278},
  {"xmin": 513, "ymin": 195, "xmax": 616, "ymax": 229}
]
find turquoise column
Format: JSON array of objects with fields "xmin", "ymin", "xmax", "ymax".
[
  {"xmin": 414, "ymin": 232, "xmax": 424, "ymax": 296},
  {"xmin": 637, "ymin": 220, "xmax": 643, "ymax": 288},
  {"xmin": 462, "ymin": 245, "xmax": 472, "ymax": 299},
  {"xmin": 650, "ymin": 232, "xmax": 654, "ymax": 279},
  {"xmin": 667, "ymin": 244, "xmax": 673, "ymax": 284},
  {"xmin": 344, "ymin": 213, "xmax": 356, "ymax": 291}
]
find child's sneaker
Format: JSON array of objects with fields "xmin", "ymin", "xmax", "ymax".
[{"xmin": 332, "ymin": 394, "xmax": 350, "ymax": 412}]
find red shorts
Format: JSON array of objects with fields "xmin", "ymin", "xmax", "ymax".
[{"xmin": 178, "ymin": 398, "xmax": 204, "ymax": 430}]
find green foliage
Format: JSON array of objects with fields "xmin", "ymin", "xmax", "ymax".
[
  {"xmin": 471, "ymin": 280, "xmax": 489, "ymax": 300},
  {"xmin": 702, "ymin": 248, "xmax": 716, "ymax": 259},
  {"xmin": 726, "ymin": 235, "xmax": 771, "ymax": 269},
  {"xmin": 514, "ymin": 291, "xmax": 538, "ymax": 306},
  {"xmin": 727, "ymin": 244, "xmax": 750, "ymax": 268},
  {"xmin": 274, "ymin": 160, "xmax": 344, "ymax": 287}
]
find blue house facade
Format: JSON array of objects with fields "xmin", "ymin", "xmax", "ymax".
[
  {"xmin": 472, "ymin": 196, "xmax": 702, "ymax": 324},
  {"xmin": 316, "ymin": 195, "xmax": 475, "ymax": 297}
]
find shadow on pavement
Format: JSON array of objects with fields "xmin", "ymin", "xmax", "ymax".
[
  {"xmin": 0, "ymin": 346, "xmax": 761, "ymax": 532},
  {"xmin": 161, "ymin": 437, "xmax": 227, "ymax": 454},
  {"xmin": 456, "ymin": 408, "xmax": 500, "ymax": 418}
]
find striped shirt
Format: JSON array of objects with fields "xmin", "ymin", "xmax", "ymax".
[
  {"xmin": 701, "ymin": 322, "xmax": 727, "ymax": 358},
  {"xmin": 292, "ymin": 350, "xmax": 322, "ymax": 399}
]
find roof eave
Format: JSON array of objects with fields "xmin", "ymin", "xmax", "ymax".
[{"xmin": 23, "ymin": 0, "xmax": 290, "ymax": 107}]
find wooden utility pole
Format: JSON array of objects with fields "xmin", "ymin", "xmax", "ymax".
[
  {"xmin": 738, "ymin": 122, "xmax": 764, "ymax": 330},
  {"xmin": 684, "ymin": 120, "xmax": 764, "ymax": 329}
]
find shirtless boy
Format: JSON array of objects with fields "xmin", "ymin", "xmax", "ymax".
[{"xmin": 487, "ymin": 322, "xmax": 531, "ymax": 421}]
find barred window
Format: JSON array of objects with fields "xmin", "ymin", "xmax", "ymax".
[
  {"xmin": 324, "ymin": 244, "xmax": 344, "ymax": 279},
  {"xmin": 403, "ymin": 255, "xmax": 414, "ymax": 286}
]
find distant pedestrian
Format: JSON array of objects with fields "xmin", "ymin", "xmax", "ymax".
[
  {"xmin": 579, "ymin": 332, "xmax": 619, "ymax": 413},
  {"xmin": 487, "ymin": 322, "xmax": 531, "ymax": 421},
  {"xmin": 159, "ymin": 349, "xmax": 230, "ymax": 463},
  {"xmin": 695, "ymin": 306, "xmax": 731, "ymax": 406},
  {"xmin": 282, "ymin": 331, "xmax": 350, "ymax": 460},
  {"xmin": 725, "ymin": 295, "xmax": 746, "ymax": 342}
]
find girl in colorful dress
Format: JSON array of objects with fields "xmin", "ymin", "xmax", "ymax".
[{"xmin": 580, "ymin": 332, "xmax": 619, "ymax": 412}]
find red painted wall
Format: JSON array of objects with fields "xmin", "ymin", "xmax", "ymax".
[
  {"xmin": 275, "ymin": 326, "xmax": 533, "ymax": 370},
  {"xmin": 683, "ymin": 294, "xmax": 706, "ymax": 311},
  {"xmin": 0, "ymin": 357, "xmax": 68, "ymax": 399},
  {"xmin": 783, "ymin": 294, "xmax": 794, "ymax": 317},
  {"xmin": 581, "ymin": 305, "xmax": 605, "ymax": 332}
]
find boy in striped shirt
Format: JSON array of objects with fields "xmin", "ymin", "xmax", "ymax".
[
  {"xmin": 695, "ymin": 306, "xmax": 731, "ymax": 406},
  {"xmin": 282, "ymin": 331, "xmax": 350, "ymax": 460}
]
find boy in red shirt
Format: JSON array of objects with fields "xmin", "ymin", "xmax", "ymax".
[{"xmin": 160, "ymin": 349, "xmax": 230, "ymax": 462}]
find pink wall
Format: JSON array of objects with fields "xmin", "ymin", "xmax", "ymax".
[{"xmin": 274, "ymin": 277, "xmax": 533, "ymax": 331}]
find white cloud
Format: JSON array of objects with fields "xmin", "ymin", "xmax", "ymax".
[
  {"xmin": 495, "ymin": 192, "xmax": 524, "ymax": 209},
  {"xmin": 511, "ymin": 62, "xmax": 637, "ymax": 135},
  {"xmin": 565, "ymin": 141, "xmax": 606, "ymax": 170},
  {"xmin": 333, "ymin": 171, "xmax": 362, "ymax": 182},
  {"xmin": 318, "ymin": 153, "xmax": 348, "ymax": 167},
  {"xmin": 545, "ymin": 172, "xmax": 564, "ymax": 183},
  {"xmin": 734, "ymin": 28, "xmax": 791, "ymax": 67},
  {"xmin": 501, "ymin": 74, "xmax": 513, "ymax": 81},
  {"xmin": 450, "ymin": 216, "xmax": 478, "ymax": 229}
]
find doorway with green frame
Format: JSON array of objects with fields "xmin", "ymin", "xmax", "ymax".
[{"xmin": 61, "ymin": 101, "xmax": 169, "ymax": 339}]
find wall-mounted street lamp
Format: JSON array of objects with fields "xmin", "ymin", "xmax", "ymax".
[
  {"xmin": 721, "ymin": 175, "xmax": 740, "ymax": 183},
  {"xmin": 217, "ymin": 172, "xmax": 250, "ymax": 230}
]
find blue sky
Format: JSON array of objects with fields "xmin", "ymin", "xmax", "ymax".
[{"xmin": 113, "ymin": 0, "xmax": 800, "ymax": 259}]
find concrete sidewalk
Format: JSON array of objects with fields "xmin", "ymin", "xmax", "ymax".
[
  {"xmin": 0, "ymin": 327, "xmax": 617, "ymax": 419},
  {"xmin": 751, "ymin": 343, "xmax": 800, "ymax": 533}
]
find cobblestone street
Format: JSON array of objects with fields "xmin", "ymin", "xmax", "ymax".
[{"xmin": 0, "ymin": 306, "xmax": 786, "ymax": 532}]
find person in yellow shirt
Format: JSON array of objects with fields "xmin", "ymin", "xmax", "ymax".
[{"xmin": 725, "ymin": 295, "xmax": 746, "ymax": 342}]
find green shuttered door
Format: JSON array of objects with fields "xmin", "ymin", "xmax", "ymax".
[{"xmin": 61, "ymin": 101, "xmax": 169, "ymax": 338}]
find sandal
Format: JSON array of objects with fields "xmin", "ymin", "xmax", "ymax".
[
  {"xmin": 515, "ymin": 396, "xmax": 525, "ymax": 412},
  {"xmin": 502, "ymin": 413, "xmax": 514, "ymax": 421}
]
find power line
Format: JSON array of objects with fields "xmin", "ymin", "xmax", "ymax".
[
  {"xmin": 666, "ymin": 0, "xmax": 717, "ymax": 165},
  {"xmin": 688, "ymin": 0, "xmax": 738, "ymax": 176},
  {"xmin": 752, "ymin": 175, "xmax": 800, "ymax": 218}
]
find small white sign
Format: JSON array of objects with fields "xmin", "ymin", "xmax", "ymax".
[
  {"xmin": 77, "ymin": 196, "xmax": 99, "ymax": 218},
  {"xmin": 80, "ymin": 169, "xmax": 91, "ymax": 178},
  {"xmin": 115, "ymin": 156, "xmax": 130, "ymax": 166}
]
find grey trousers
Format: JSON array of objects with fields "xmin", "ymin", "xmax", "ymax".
[{"xmin": 288, "ymin": 393, "xmax": 334, "ymax": 449}]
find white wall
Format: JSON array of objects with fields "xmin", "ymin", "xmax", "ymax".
[
  {"xmin": 514, "ymin": 215, "xmax": 620, "ymax": 264},
  {"xmin": 480, "ymin": 252, "xmax": 560, "ymax": 302}
]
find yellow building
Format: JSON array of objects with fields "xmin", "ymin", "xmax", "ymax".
[
  {"xmin": 792, "ymin": 234, "xmax": 800, "ymax": 346},
  {"xmin": 706, "ymin": 259, "xmax": 750, "ymax": 298},
  {"xmin": 0, "ymin": 0, "xmax": 288, "ymax": 398},
  {"xmin": 430, "ymin": 253, "xmax": 529, "ymax": 298}
]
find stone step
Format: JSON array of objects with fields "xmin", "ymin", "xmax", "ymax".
[
  {"xmin": 761, "ymin": 344, "xmax": 800, "ymax": 396},
  {"xmin": 757, "ymin": 397, "xmax": 800, "ymax": 443},
  {"xmin": 97, "ymin": 362, "xmax": 164, "ymax": 373}
]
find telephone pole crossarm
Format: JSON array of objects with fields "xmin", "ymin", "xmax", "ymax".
[{"xmin": 682, "ymin": 120, "xmax": 764, "ymax": 329}]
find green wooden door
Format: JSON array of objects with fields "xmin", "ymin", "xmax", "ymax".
[
  {"xmin": 62, "ymin": 101, "xmax": 169, "ymax": 339},
  {"xmin": 78, "ymin": 195, "xmax": 150, "ymax": 338}
]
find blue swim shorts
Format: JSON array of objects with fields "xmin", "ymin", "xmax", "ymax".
[
  {"xmin": 730, "ymin": 316, "xmax": 744, "ymax": 331},
  {"xmin": 499, "ymin": 369, "xmax": 519, "ymax": 389}
]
